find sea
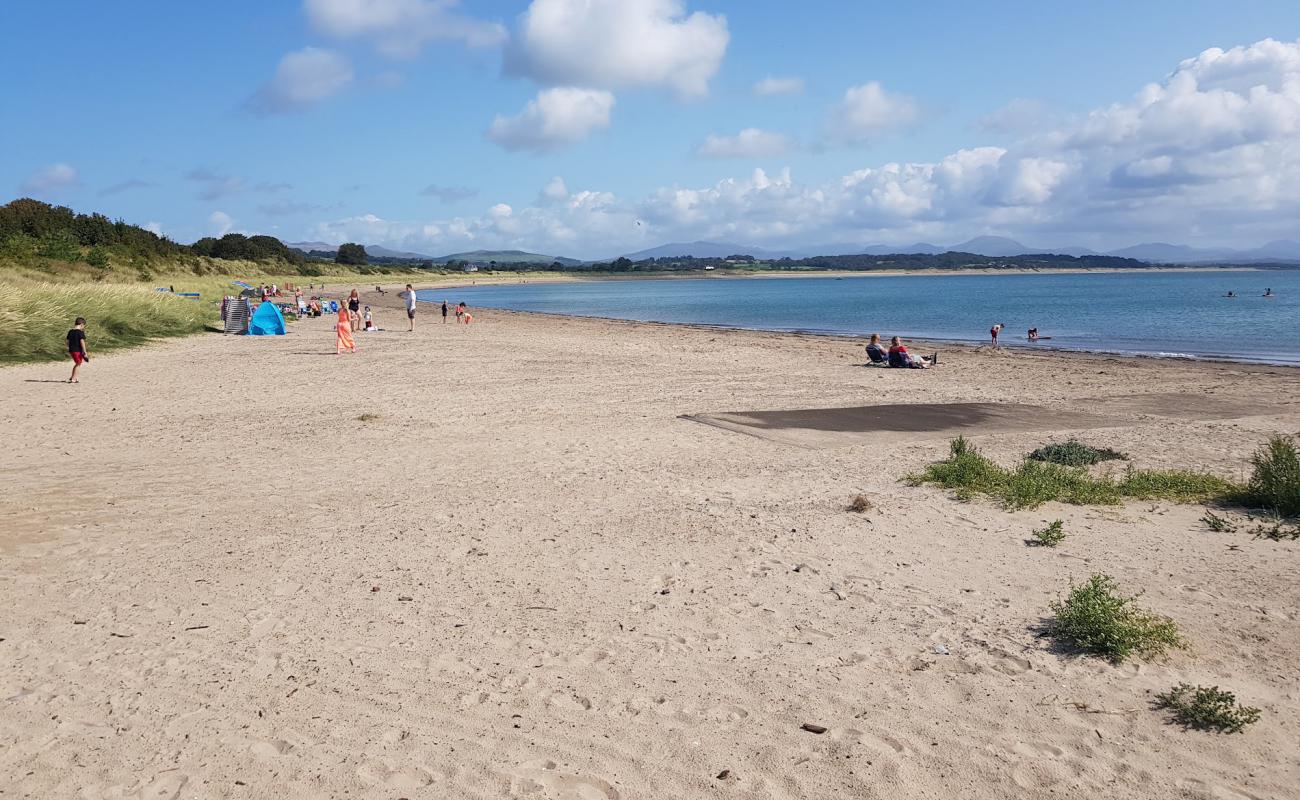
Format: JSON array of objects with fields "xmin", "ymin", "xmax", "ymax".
[{"xmin": 419, "ymin": 269, "xmax": 1300, "ymax": 365}]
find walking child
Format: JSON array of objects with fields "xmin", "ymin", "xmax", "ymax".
[{"xmin": 67, "ymin": 317, "xmax": 89, "ymax": 383}]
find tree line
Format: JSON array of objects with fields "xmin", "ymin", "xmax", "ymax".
[{"xmin": 0, "ymin": 198, "xmax": 380, "ymax": 275}]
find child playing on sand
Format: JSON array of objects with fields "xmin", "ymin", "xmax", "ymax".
[
  {"xmin": 67, "ymin": 317, "xmax": 89, "ymax": 383},
  {"xmin": 363, "ymin": 306, "xmax": 375, "ymax": 331},
  {"xmin": 441, "ymin": 300, "xmax": 449, "ymax": 323}
]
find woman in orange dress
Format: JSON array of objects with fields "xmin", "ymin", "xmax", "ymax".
[{"xmin": 336, "ymin": 307, "xmax": 357, "ymax": 354}]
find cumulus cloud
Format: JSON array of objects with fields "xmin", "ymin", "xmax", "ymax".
[
  {"xmin": 144, "ymin": 222, "xmax": 164, "ymax": 236},
  {"xmin": 696, "ymin": 128, "xmax": 796, "ymax": 159},
  {"xmin": 249, "ymin": 47, "xmax": 353, "ymax": 114},
  {"xmin": 19, "ymin": 163, "xmax": 79, "ymax": 196},
  {"xmin": 507, "ymin": 0, "xmax": 729, "ymax": 99},
  {"xmin": 487, "ymin": 87, "xmax": 614, "ymax": 152},
  {"xmin": 752, "ymin": 76, "xmax": 804, "ymax": 97},
  {"xmin": 208, "ymin": 211, "xmax": 234, "ymax": 236},
  {"xmin": 304, "ymin": 0, "xmax": 506, "ymax": 57},
  {"xmin": 301, "ymin": 39, "xmax": 1300, "ymax": 256},
  {"xmin": 540, "ymin": 176, "xmax": 569, "ymax": 202},
  {"xmin": 827, "ymin": 81, "xmax": 920, "ymax": 143}
]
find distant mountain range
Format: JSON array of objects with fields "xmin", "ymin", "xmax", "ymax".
[
  {"xmin": 616, "ymin": 236, "xmax": 1300, "ymax": 264},
  {"xmin": 287, "ymin": 242, "xmax": 582, "ymax": 266},
  {"xmin": 290, "ymin": 236, "xmax": 1300, "ymax": 266},
  {"xmin": 432, "ymin": 249, "xmax": 583, "ymax": 266}
]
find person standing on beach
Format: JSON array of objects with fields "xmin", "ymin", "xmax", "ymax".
[
  {"xmin": 67, "ymin": 317, "xmax": 89, "ymax": 383},
  {"xmin": 990, "ymin": 323, "xmax": 1003, "ymax": 347},
  {"xmin": 401, "ymin": 284, "xmax": 417, "ymax": 331},
  {"xmin": 348, "ymin": 289, "xmax": 361, "ymax": 332},
  {"xmin": 336, "ymin": 307, "xmax": 357, "ymax": 354},
  {"xmin": 441, "ymin": 300, "xmax": 449, "ymax": 324}
]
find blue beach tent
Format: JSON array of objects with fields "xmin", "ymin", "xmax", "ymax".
[{"xmin": 248, "ymin": 302, "xmax": 286, "ymax": 336}]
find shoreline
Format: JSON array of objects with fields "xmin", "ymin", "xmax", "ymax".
[{"xmin": 391, "ymin": 285, "xmax": 1300, "ymax": 370}]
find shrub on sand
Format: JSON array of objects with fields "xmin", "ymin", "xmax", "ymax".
[
  {"xmin": 1028, "ymin": 439, "xmax": 1127, "ymax": 467},
  {"xmin": 1048, "ymin": 574, "xmax": 1185, "ymax": 663},
  {"xmin": 847, "ymin": 494, "xmax": 873, "ymax": 513},
  {"xmin": 1156, "ymin": 684, "xmax": 1261, "ymax": 733},
  {"xmin": 1237, "ymin": 436, "xmax": 1300, "ymax": 518},
  {"xmin": 1028, "ymin": 520, "xmax": 1066, "ymax": 547}
]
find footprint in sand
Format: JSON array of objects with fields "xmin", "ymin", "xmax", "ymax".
[
  {"xmin": 356, "ymin": 759, "xmax": 438, "ymax": 789},
  {"xmin": 509, "ymin": 759, "xmax": 619, "ymax": 800},
  {"xmin": 250, "ymin": 738, "xmax": 294, "ymax": 758}
]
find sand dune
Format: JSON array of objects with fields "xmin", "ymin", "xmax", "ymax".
[{"xmin": 2, "ymin": 293, "xmax": 1298, "ymax": 799}]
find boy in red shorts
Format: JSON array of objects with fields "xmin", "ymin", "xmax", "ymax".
[{"xmin": 67, "ymin": 317, "xmax": 90, "ymax": 383}]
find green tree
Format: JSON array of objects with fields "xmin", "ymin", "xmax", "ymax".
[{"xmin": 336, "ymin": 242, "xmax": 367, "ymax": 265}]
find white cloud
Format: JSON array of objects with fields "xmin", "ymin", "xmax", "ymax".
[
  {"xmin": 752, "ymin": 76, "xmax": 804, "ymax": 97},
  {"xmin": 144, "ymin": 222, "xmax": 163, "ymax": 236},
  {"xmin": 828, "ymin": 81, "xmax": 920, "ymax": 143},
  {"xmin": 487, "ymin": 87, "xmax": 614, "ymax": 152},
  {"xmin": 541, "ymin": 176, "xmax": 569, "ymax": 202},
  {"xmin": 19, "ymin": 163, "xmax": 79, "ymax": 196},
  {"xmin": 507, "ymin": 0, "xmax": 729, "ymax": 99},
  {"xmin": 250, "ymin": 47, "xmax": 354, "ymax": 114},
  {"xmin": 304, "ymin": 0, "xmax": 506, "ymax": 58},
  {"xmin": 300, "ymin": 39, "xmax": 1300, "ymax": 256},
  {"xmin": 209, "ymin": 211, "xmax": 234, "ymax": 236},
  {"xmin": 696, "ymin": 128, "xmax": 796, "ymax": 159}
]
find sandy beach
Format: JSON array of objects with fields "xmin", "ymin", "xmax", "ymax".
[{"xmin": 2, "ymin": 290, "xmax": 1298, "ymax": 799}]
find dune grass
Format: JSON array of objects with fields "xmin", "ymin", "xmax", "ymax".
[
  {"xmin": 0, "ymin": 282, "xmax": 217, "ymax": 364},
  {"xmin": 909, "ymin": 437, "xmax": 1239, "ymax": 510}
]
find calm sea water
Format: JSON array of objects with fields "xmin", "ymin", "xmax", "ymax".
[{"xmin": 420, "ymin": 270, "xmax": 1300, "ymax": 365}]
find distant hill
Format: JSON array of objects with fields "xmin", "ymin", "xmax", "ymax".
[
  {"xmin": 286, "ymin": 242, "xmax": 434, "ymax": 260},
  {"xmin": 620, "ymin": 241, "xmax": 800, "ymax": 260},
  {"xmin": 949, "ymin": 236, "xmax": 1032, "ymax": 257},
  {"xmin": 434, "ymin": 249, "xmax": 583, "ymax": 266}
]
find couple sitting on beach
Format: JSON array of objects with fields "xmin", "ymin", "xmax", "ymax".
[{"xmin": 866, "ymin": 333, "xmax": 936, "ymax": 369}]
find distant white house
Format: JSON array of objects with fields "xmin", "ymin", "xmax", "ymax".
[
  {"xmin": 463, "ymin": 264, "xmax": 479, "ymax": 273},
  {"xmin": 703, "ymin": 265, "xmax": 716, "ymax": 271}
]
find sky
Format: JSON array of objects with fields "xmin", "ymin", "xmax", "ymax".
[{"xmin": 4, "ymin": 0, "xmax": 1300, "ymax": 259}]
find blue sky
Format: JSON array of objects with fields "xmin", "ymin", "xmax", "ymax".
[{"xmin": 5, "ymin": 1, "xmax": 1300, "ymax": 258}]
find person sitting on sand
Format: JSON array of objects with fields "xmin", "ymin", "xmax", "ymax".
[
  {"xmin": 888, "ymin": 336, "xmax": 933, "ymax": 369},
  {"xmin": 865, "ymin": 333, "xmax": 888, "ymax": 364},
  {"xmin": 336, "ymin": 307, "xmax": 357, "ymax": 354}
]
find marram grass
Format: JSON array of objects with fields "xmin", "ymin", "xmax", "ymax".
[{"xmin": 0, "ymin": 282, "xmax": 216, "ymax": 364}]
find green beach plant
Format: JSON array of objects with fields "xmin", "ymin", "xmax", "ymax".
[
  {"xmin": 1047, "ymin": 574, "xmax": 1185, "ymax": 663},
  {"xmin": 1155, "ymin": 684, "xmax": 1261, "ymax": 733},
  {"xmin": 1200, "ymin": 511, "xmax": 1237, "ymax": 533},
  {"xmin": 1238, "ymin": 436, "xmax": 1300, "ymax": 518},
  {"xmin": 1028, "ymin": 439, "xmax": 1127, "ymax": 467},
  {"xmin": 1029, "ymin": 520, "xmax": 1066, "ymax": 547},
  {"xmin": 908, "ymin": 438, "xmax": 1238, "ymax": 510}
]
